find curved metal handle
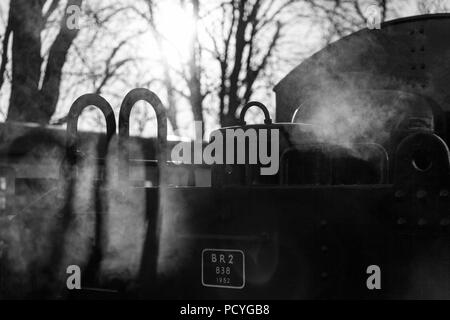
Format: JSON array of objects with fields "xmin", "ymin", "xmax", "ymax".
[
  {"xmin": 239, "ymin": 101, "xmax": 272, "ymax": 125},
  {"xmin": 291, "ymin": 106, "xmax": 302, "ymax": 123},
  {"xmin": 354, "ymin": 143, "xmax": 389, "ymax": 184},
  {"xmin": 66, "ymin": 94, "xmax": 116, "ymax": 164},
  {"xmin": 118, "ymin": 88, "xmax": 167, "ymax": 183}
]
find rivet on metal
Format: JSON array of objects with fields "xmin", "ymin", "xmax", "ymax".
[
  {"xmin": 418, "ymin": 218, "xmax": 427, "ymax": 226},
  {"xmin": 416, "ymin": 189, "xmax": 427, "ymax": 199}
]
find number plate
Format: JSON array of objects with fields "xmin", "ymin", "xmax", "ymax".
[{"xmin": 201, "ymin": 249, "xmax": 245, "ymax": 289}]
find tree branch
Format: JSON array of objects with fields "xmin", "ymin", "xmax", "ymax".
[
  {"xmin": 39, "ymin": 0, "xmax": 83, "ymax": 122},
  {"xmin": 0, "ymin": 3, "xmax": 12, "ymax": 91},
  {"xmin": 43, "ymin": 0, "xmax": 60, "ymax": 22}
]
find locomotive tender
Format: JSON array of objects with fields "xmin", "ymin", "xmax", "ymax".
[{"xmin": 1, "ymin": 14, "xmax": 450, "ymax": 299}]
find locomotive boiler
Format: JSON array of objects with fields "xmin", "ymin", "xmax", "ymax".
[{"xmin": 1, "ymin": 13, "xmax": 450, "ymax": 299}]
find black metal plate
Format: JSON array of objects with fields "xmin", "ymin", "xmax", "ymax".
[{"xmin": 201, "ymin": 249, "xmax": 245, "ymax": 289}]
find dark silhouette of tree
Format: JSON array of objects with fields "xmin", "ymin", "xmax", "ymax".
[
  {"xmin": 2, "ymin": 0, "xmax": 82, "ymax": 124},
  {"xmin": 136, "ymin": 0, "xmax": 208, "ymax": 133},
  {"xmin": 134, "ymin": 0, "xmax": 180, "ymax": 132},
  {"xmin": 185, "ymin": 0, "xmax": 206, "ymax": 125},
  {"xmin": 0, "ymin": 0, "xmax": 410, "ymax": 132},
  {"xmin": 0, "ymin": 1, "xmax": 12, "ymax": 91},
  {"xmin": 211, "ymin": 0, "xmax": 293, "ymax": 126}
]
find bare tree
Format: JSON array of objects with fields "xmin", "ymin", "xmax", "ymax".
[
  {"xmin": 127, "ymin": 0, "xmax": 397, "ymax": 130},
  {"xmin": 51, "ymin": 2, "xmax": 141, "ymax": 127},
  {"xmin": 0, "ymin": 0, "xmax": 411, "ymax": 133},
  {"xmin": 306, "ymin": 0, "xmax": 389, "ymax": 40},
  {"xmin": 4, "ymin": 0, "xmax": 82, "ymax": 124},
  {"xmin": 184, "ymin": 0, "xmax": 207, "ymax": 125},
  {"xmin": 0, "ymin": 1, "xmax": 12, "ymax": 91},
  {"xmin": 135, "ymin": 0, "xmax": 209, "ymax": 133},
  {"xmin": 135, "ymin": 0, "xmax": 180, "ymax": 132},
  {"xmin": 209, "ymin": 0, "xmax": 299, "ymax": 126}
]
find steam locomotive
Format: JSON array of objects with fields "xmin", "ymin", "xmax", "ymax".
[{"xmin": 1, "ymin": 14, "xmax": 450, "ymax": 299}]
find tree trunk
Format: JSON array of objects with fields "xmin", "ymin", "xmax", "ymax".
[
  {"xmin": 146, "ymin": 8, "xmax": 179, "ymax": 132},
  {"xmin": 7, "ymin": 0, "xmax": 45, "ymax": 123},
  {"xmin": 40, "ymin": 0, "xmax": 82, "ymax": 122},
  {"xmin": 187, "ymin": 0, "xmax": 204, "ymax": 126},
  {"xmin": 7, "ymin": 0, "xmax": 82, "ymax": 124},
  {"xmin": 0, "ymin": 1, "xmax": 13, "ymax": 91},
  {"xmin": 162, "ymin": 65, "xmax": 179, "ymax": 133}
]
